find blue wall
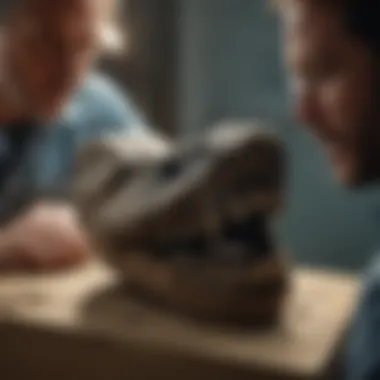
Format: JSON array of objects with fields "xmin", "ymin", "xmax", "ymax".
[{"xmin": 179, "ymin": 0, "xmax": 380, "ymax": 271}]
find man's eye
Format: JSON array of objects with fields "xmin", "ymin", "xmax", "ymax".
[
  {"xmin": 24, "ymin": 34, "xmax": 45, "ymax": 49},
  {"xmin": 308, "ymin": 60, "xmax": 341, "ymax": 82},
  {"xmin": 315, "ymin": 66, "xmax": 338, "ymax": 80}
]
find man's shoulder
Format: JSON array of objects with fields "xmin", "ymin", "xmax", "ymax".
[
  {"xmin": 363, "ymin": 253, "xmax": 380, "ymax": 286},
  {"xmin": 62, "ymin": 71, "xmax": 148, "ymax": 139},
  {"xmin": 350, "ymin": 253, "xmax": 380, "ymax": 319},
  {"xmin": 76, "ymin": 72, "xmax": 128, "ymax": 110},
  {"xmin": 345, "ymin": 252, "xmax": 380, "ymax": 380}
]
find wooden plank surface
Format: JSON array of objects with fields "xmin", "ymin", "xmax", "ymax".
[{"xmin": 0, "ymin": 260, "xmax": 360, "ymax": 379}]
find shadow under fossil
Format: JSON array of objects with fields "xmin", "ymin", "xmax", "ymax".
[{"xmin": 81, "ymin": 280, "xmax": 283, "ymax": 338}]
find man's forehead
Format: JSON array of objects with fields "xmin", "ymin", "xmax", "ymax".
[
  {"xmin": 22, "ymin": 0, "xmax": 105, "ymax": 18},
  {"xmin": 15, "ymin": 0, "xmax": 108, "ymax": 35},
  {"xmin": 281, "ymin": 3, "xmax": 347, "ymax": 67},
  {"xmin": 282, "ymin": 2, "xmax": 345, "ymax": 45}
]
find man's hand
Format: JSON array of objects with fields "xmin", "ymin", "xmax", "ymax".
[{"xmin": 0, "ymin": 202, "xmax": 92, "ymax": 272}]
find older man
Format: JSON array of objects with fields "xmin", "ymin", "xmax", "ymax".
[
  {"xmin": 0, "ymin": 0, "xmax": 150, "ymax": 271},
  {"xmin": 274, "ymin": 0, "xmax": 380, "ymax": 379}
]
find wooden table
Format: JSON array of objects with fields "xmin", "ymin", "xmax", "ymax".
[{"xmin": 0, "ymin": 261, "xmax": 360, "ymax": 380}]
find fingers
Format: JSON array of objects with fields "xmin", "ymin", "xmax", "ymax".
[
  {"xmin": 0, "ymin": 204, "xmax": 91, "ymax": 273},
  {"xmin": 0, "ymin": 233, "xmax": 89, "ymax": 273}
]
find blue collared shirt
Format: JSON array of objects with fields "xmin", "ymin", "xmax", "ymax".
[
  {"xmin": 346, "ymin": 254, "xmax": 380, "ymax": 380},
  {"xmin": 0, "ymin": 71, "xmax": 149, "ymax": 223}
]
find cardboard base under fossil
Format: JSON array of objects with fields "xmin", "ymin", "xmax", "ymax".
[{"xmin": 74, "ymin": 122, "xmax": 289, "ymax": 326}]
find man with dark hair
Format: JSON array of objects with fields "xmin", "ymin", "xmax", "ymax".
[
  {"xmin": 275, "ymin": 0, "xmax": 380, "ymax": 378},
  {"xmin": 0, "ymin": 0, "xmax": 151, "ymax": 271}
]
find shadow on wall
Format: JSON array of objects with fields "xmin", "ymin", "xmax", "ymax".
[{"xmin": 179, "ymin": 0, "xmax": 380, "ymax": 271}]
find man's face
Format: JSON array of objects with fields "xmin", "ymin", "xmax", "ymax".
[
  {"xmin": 282, "ymin": 2, "xmax": 380, "ymax": 187},
  {"xmin": 4, "ymin": 0, "xmax": 102, "ymax": 121}
]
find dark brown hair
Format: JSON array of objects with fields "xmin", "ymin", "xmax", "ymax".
[{"xmin": 275, "ymin": 0, "xmax": 380, "ymax": 52}]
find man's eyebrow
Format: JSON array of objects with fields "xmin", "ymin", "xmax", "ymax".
[
  {"xmin": 20, "ymin": 13, "xmax": 60, "ymax": 38},
  {"xmin": 17, "ymin": 13, "xmax": 39, "ymax": 33}
]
